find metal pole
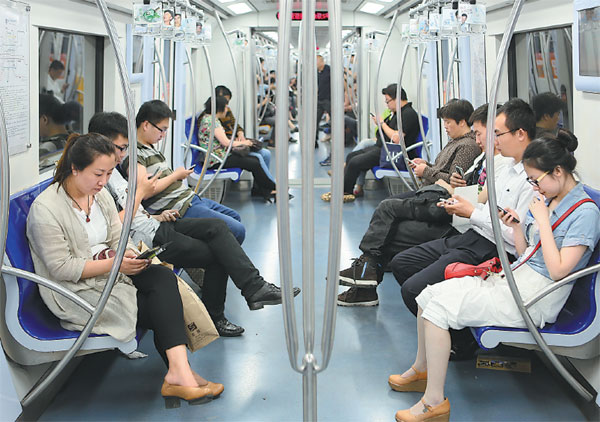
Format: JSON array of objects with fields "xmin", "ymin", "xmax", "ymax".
[
  {"xmin": 21, "ymin": 0, "xmax": 139, "ymax": 407},
  {"xmin": 415, "ymin": 44, "xmax": 432, "ymax": 162},
  {"xmin": 153, "ymin": 40, "xmax": 170, "ymax": 155},
  {"xmin": 0, "ymin": 98, "xmax": 8, "ymax": 275},
  {"xmin": 484, "ymin": 0, "xmax": 594, "ymax": 403},
  {"xmin": 182, "ymin": 46, "xmax": 197, "ymax": 164},
  {"xmin": 445, "ymin": 37, "xmax": 458, "ymax": 103}
]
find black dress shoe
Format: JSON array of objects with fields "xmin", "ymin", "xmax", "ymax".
[
  {"xmin": 246, "ymin": 283, "xmax": 301, "ymax": 311},
  {"xmin": 213, "ymin": 317, "xmax": 244, "ymax": 337}
]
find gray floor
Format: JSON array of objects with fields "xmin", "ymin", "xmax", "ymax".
[{"xmin": 39, "ymin": 141, "xmax": 590, "ymax": 421}]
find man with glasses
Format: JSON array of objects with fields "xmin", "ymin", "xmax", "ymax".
[{"xmin": 122, "ymin": 100, "xmax": 246, "ymax": 244}]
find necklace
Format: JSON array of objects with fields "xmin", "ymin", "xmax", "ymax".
[{"xmin": 65, "ymin": 189, "xmax": 91, "ymax": 223}]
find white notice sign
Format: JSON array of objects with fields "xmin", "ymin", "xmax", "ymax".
[{"xmin": 0, "ymin": 0, "xmax": 30, "ymax": 156}]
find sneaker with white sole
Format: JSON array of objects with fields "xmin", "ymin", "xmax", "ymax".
[
  {"xmin": 339, "ymin": 255, "xmax": 381, "ymax": 287},
  {"xmin": 337, "ymin": 287, "xmax": 379, "ymax": 307}
]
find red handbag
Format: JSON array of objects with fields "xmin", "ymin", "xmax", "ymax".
[{"xmin": 444, "ymin": 257, "xmax": 502, "ymax": 280}]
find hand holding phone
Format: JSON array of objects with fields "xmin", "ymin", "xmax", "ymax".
[
  {"xmin": 497, "ymin": 205, "xmax": 520, "ymax": 224},
  {"xmin": 136, "ymin": 242, "xmax": 172, "ymax": 260},
  {"xmin": 188, "ymin": 164, "xmax": 197, "ymax": 171},
  {"xmin": 455, "ymin": 165, "xmax": 465, "ymax": 179}
]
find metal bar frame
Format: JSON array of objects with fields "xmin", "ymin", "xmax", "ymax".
[
  {"xmin": 0, "ymin": 98, "xmax": 8, "ymax": 280},
  {"xmin": 20, "ymin": 0, "xmax": 140, "ymax": 407},
  {"xmin": 445, "ymin": 37, "xmax": 459, "ymax": 103},
  {"xmin": 182, "ymin": 45, "xmax": 198, "ymax": 164},
  {"xmin": 484, "ymin": 0, "xmax": 594, "ymax": 403},
  {"xmin": 415, "ymin": 44, "xmax": 432, "ymax": 162},
  {"xmin": 154, "ymin": 39, "xmax": 170, "ymax": 155}
]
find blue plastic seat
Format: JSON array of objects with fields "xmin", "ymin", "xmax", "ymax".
[
  {"xmin": 472, "ymin": 185, "xmax": 600, "ymax": 353},
  {"xmin": 2, "ymin": 179, "xmax": 138, "ymax": 358},
  {"xmin": 372, "ymin": 115, "xmax": 429, "ymax": 181}
]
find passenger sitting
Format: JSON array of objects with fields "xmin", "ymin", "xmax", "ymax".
[
  {"xmin": 215, "ymin": 85, "xmax": 275, "ymax": 185},
  {"xmin": 389, "ymin": 132, "xmax": 600, "ymax": 422},
  {"xmin": 197, "ymin": 96, "xmax": 278, "ymax": 200},
  {"xmin": 89, "ymin": 112, "xmax": 299, "ymax": 337},
  {"xmin": 121, "ymin": 100, "xmax": 246, "ymax": 244},
  {"xmin": 26, "ymin": 133, "xmax": 224, "ymax": 406},
  {"xmin": 321, "ymin": 84, "xmax": 421, "ymax": 203},
  {"xmin": 531, "ymin": 91, "xmax": 565, "ymax": 138},
  {"xmin": 336, "ymin": 100, "xmax": 482, "ymax": 306},
  {"xmin": 38, "ymin": 94, "xmax": 73, "ymax": 170}
]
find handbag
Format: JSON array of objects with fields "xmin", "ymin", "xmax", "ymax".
[
  {"xmin": 379, "ymin": 143, "xmax": 409, "ymax": 170},
  {"xmin": 232, "ymin": 144, "xmax": 250, "ymax": 156},
  {"xmin": 444, "ymin": 198, "xmax": 595, "ymax": 280},
  {"xmin": 444, "ymin": 257, "xmax": 502, "ymax": 280},
  {"xmin": 247, "ymin": 138, "xmax": 264, "ymax": 152}
]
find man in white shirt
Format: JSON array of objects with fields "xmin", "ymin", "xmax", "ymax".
[
  {"xmin": 390, "ymin": 98, "xmax": 536, "ymax": 317},
  {"xmin": 44, "ymin": 60, "xmax": 68, "ymax": 103}
]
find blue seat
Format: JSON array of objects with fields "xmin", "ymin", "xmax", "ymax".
[
  {"xmin": 2, "ymin": 179, "xmax": 137, "ymax": 359},
  {"xmin": 472, "ymin": 185, "xmax": 600, "ymax": 354},
  {"xmin": 372, "ymin": 115, "xmax": 429, "ymax": 181}
]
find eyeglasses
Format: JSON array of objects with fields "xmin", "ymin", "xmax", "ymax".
[
  {"xmin": 114, "ymin": 144, "xmax": 128, "ymax": 152},
  {"xmin": 526, "ymin": 171, "xmax": 550, "ymax": 187},
  {"xmin": 385, "ymin": 98, "xmax": 394, "ymax": 104},
  {"xmin": 494, "ymin": 128, "xmax": 518, "ymax": 138},
  {"xmin": 149, "ymin": 121, "xmax": 168, "ymax": 134}
]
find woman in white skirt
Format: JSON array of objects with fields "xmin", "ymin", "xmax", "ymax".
[{"xmin": 390, "ymin": 131, "xmax": 600, "ymax": 422}]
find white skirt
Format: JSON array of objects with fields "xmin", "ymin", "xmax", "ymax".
[{"xmin": 415, "ymin": 264, "xmax": 574, "ymax": 331}]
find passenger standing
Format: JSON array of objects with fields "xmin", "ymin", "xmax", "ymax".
[{"xmin": 315, "ymin": 54, "xmax": 331, "ymax": 146}]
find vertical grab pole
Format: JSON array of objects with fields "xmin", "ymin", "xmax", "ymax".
[
  {"xmin": 154, "ymin": 39, "xmax": 170, "ymax": 155},
  {"xmin": 445, "ymin": 37, "xmax": 458, "ymax": 103},
  {"xmin": 0, "ymin": 99, "xmax": 9, "ymax": 269},
  {"xmin": 484, "ymin": 0, "xmax": 594, "ymax": 403},
  {"xmin": 318, "ymin": 0, "xmax": 343, "ymax": 373},
  {"xmin": 275, "ymin": 0, "xmax": 301, "ymax": 381},
  {"xmin": 182, "ymin": 45, "xmax": 197, "ymax": 164},
  {"xmin": 21, "ymin": 0, "xmax": 139, "ymax": 407},
  {"xmin": 415, "ymin": 44, "xmax": 431, "ymax": 162}
]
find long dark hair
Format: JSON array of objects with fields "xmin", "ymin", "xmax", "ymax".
[
  {"xmin": 522, "ymin": 129, "xmax": 578, "ymax": 175},
  {"xmin": 53, "ymin": 133, "xmax": 116, "ymax": 188}
]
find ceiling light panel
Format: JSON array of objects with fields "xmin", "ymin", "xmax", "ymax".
[
  {"xmin": 228, "ymin": 3, "xmax": 253, "ymax": 14},
  {"xmin": 360, "ymin": 2, "xmax": 384, "ymax": 14}
]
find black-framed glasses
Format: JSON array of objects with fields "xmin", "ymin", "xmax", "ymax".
[
  {"xmin": 494, "ymin": 128, "xmax": 518, "ymax": 138},
  {"xmin": 114, "ymin": 144, "xmax": 128, "ymax": 152},
  {"xmin": 526, "ymin": 170, "xmax": 550, "ymax": 187},
  {"xmin": 149, "ymin": 121, "xmax": 168, "ymax": 134}
]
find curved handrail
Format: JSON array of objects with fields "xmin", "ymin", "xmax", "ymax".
[
  {"xmin": 154, "ymin": 39, "xmax": 169, "ymax": 155},
  {"xmin": 0, "ymin": 98, "xmax": 9, "ymax": 276},
  {"xmin": 524, "ymin": 263, "xmax": 600, "ymax": 309},
  {"xmin": 375, "ymin": 11, "xmax": 419, "ymax": 191},
  {"xmin": 318, "ymin": 0, "xmax": 344, "ymax": 374},
  {"xmin": 192, "ymin": 46, "xmax": 217, "ymax": 195},
  {"xmin": 445, "ymin": 37, "xmax": 459, "ymax": 104},
  {"xmin": 484, "ymin": 0, "xmax": 594, "ymax": 403},
  {"xmin": 182, "ymin": 45, "xmax": 197, "ymax": 164},
  {"xmin": 1, "ymin": 266, "xmax": 95, "ymax": 314},
  {"xmin": 21, "ymin": 0, "xmax": 140, "ymax": 407},
  {"xmin": 195, "ymin": 12, "xmax": 241, "ymax": 198},
  {"xmin": 415, "ymin": 44, "xmax": 431, "ymax": 162}
]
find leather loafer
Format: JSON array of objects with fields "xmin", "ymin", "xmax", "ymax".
[
  {"xmin": 161, "ymin": 380, "xmax": 224, "ymax": 409},
  {"xmin": 246, "ymin": 282, "xmax": 301, "ymax": 310},
  {"xmin": 213, "ymin": 317, "xmax": 244, "ymax": 337}
]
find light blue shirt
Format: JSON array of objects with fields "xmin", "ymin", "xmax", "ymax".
[{"xmin": 513, "ymin": 183, "xmax": 600, "ymax": 279}]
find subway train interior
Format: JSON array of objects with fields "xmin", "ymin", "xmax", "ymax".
[{"xmin": 1, "ymin": 0, "xmax": 600, "ymax": 421}]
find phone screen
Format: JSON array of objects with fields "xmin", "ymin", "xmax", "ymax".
[
  {"xmin": 455, "ymin": 165, "xmax": 465, "ymax": 178},
  {"xmin": 188, "ymin": 164, "xmax": 197, "ymax": 171},
  {"xmin": 136, "ymin": 246, "xmax": 162, "ymax": 260}
]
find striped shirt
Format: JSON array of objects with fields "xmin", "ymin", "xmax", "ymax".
[{"xmin": 123, "ymin": 142, "xmax": 195, "ymax": 216}]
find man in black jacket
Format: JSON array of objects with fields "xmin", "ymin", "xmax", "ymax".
[{"xmin": 315, "ymin": 55, "xmax": 331, "ymax": 146}]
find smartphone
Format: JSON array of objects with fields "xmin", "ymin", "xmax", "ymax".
[
  {"xmin": 136, "ymin": 242, "xmax": 172, "ymax": 260},
  {"xmin": 370, "ymin": 112, "xmax": 375, "ymax": 117},
  {"xmin": 188, "ymin": 164, "xmax": 197, "ymax": 171},
  {"xmin": 497, "ymin": 206, "xmax": 520, "ymax": 224},
  {"xmin": 455, "ymin": 165, "xmax": 465, "ymax": 178}
]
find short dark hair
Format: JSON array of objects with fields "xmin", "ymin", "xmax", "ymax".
[
  {"xmin": 89, "ymin": 112, "xmax": 128, "ymax": 140},
  {"xmin": 215, "ymin": 85, "xmax": 232, "ymax": 98},
  {"xmin": 381, "ymin": 83, "xmax": 405, "ymax": 101},
  {"xmin": 438, "ymin": 99, "xmax": 474, "ymax": 124},
  {"xmin": 202, "ymin": 96, "xmax": 228, "ymax": 115},
  {"xmin": 135, "ymin": 100, "xmax": 174, "ymax": 128},
  {"xmin": 531, "ymin": 92, "xmax": 564, "ymax": 122},
  {"xmin": 497, "ymin": 98, "xmax": 536, "ymax": 141},
  {"xmin": 469, "ymin": 104, "xmax": 490, "ymax": 126},
  {"xmin": 49, "ymin": 60, "xmax": 65, "ymax": 71},
  {"xmin": 39, "ymin": 93, "xmax": 65, "ymax": 123}
]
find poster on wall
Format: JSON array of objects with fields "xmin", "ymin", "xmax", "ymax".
[{"xmin": 0, "ymin": 0, "xmax": 30, "ymax": 156}]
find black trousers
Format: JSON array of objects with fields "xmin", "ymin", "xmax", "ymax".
[
  {"xmin": 212, "ymin": 154, "xmax": 276, "ymax": 194},
  {"xmin": 131, "ymin": 264, "xmax": 187, "ymax": 367},
  {"xmin": 343, "ymin": 146, "xmax": 381, "ymax": 194},
  {"xmin": 390, "ymin": 229, "xmax": 513, "ymax": 316},
  {"xmin": 153, "ymin": 218, "xmax": 265, "ymax": 321},
  {"xmin": 316, "ymin": 99, "xmax": 331, "ymax": 140}
]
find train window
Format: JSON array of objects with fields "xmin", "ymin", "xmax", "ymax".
[
  {"xmin": 509, "ymin": 27, "xmax": 573, "ymax": 132},
  {"xmin": 132, "ymin": 35, "xmax": 144, "ymax": 74},
  {"xmin": 38, "ymin": 29, "xmax": 100, "ymax": 173}
]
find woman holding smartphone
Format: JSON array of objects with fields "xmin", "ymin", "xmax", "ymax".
[
  {"xmin": 389, "ymin": 132, "xmax": 600, "ymax": 422},
  {"xmin": 26, "ymin": 133, "xmax": 223, "ymax": 407}
]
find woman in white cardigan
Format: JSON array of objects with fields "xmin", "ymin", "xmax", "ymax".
[{"xmin": 27, "ymin": 133, "xmax": 223, "ymax": 407}]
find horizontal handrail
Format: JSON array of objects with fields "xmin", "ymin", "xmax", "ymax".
[
  {"xmin": 181, "ymin": 143, "xmax": 225, "ymax": 164},
  {"xmin": 524, "ymin": 263, "xmax": 600, "ymax": 309},
  {"xmin": 1, "ymin": 265, "xmax": 95, "ymax": 314}
]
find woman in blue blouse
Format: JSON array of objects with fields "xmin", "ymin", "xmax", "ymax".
[{"xmin": 389, "ymin": 131, "xmax": 600, "ymax": 422}]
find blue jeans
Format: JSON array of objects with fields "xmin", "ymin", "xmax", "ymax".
[
  {"xmin": 182, "ymin": 195, "xmax": 245, "ymax": 244},
  {"xmin": 249, "ymin": 149, "xmax": 275, "ymax": 184}
]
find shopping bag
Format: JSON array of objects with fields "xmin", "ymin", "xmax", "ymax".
[{"xmin": 176, "ymin": 276, "xmax": 219, "ymax": 351}]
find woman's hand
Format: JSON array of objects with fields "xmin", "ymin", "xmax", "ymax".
[
  {"xmin": 499, "ymin": 206, "xmax": 521, "ymax": 228},
  {"xmin": 529, "ymin": 195, "xmax": 550, "ymax": 224},
  {"xmin": 119, "ymin": 251, "xmax": 150, "ymax": 275}
]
